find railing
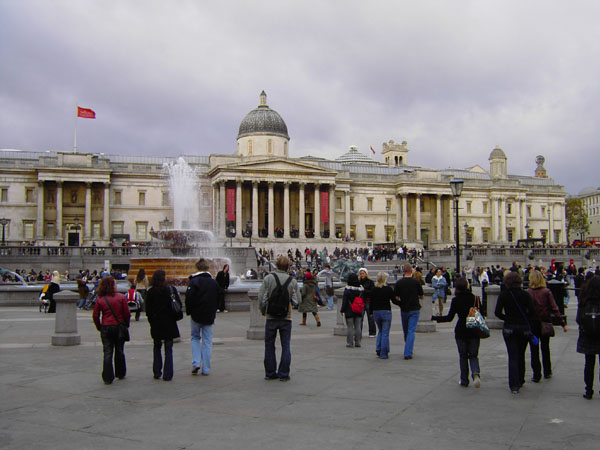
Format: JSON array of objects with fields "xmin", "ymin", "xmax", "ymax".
[{"xmin": 427, "ymin": 247, "xmax": 600, "ymax": 260}]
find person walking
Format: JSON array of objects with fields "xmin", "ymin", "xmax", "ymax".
[
  {"xmin": 185, "ymin": 258, "xmax": 219, "ymax": 376},
  {"xmin": 92, "ymin": 276, "xmax": 130, "ymax": 385},
  {"xmin": 340, "ymin": 273, "xmax": 364, "ymax": 348},
  {"xmin": 358, "ymin": 267, "xmax": 377, "ymax": 338},
  {"xmin": 258, "ymin": 255, "xmax": 300, "ymax": 381},
  {"xmin": 495, "ymin": 271, "xmax": 537, "ymax": 394},
  {"xmin": 317, "ymin": 264, "xmax": 335, "ymax": 310},
  {"xmin": 299, "ymin": 272, "xmax": 321, "ymax": 326},
  {"xmin": 394, "ymin": 263, "xmax": 424, "ymax": 360},
  {"xmin": 527, "ymin": 269, "xmax": 567, "ymax": 382},
  {"xmin": 432, "ymin": 277, "xmax": 482, "ymax": 388},
  {"xmin": 216, "ymin": 264, "xmax": 230, "ymax": 313},
  {"xmin": 431, "ymin": 269, "xmax": 448, "ymax": 316},
  {"xmin": 370, "ymin": 271, "xmax": 395, "ymax": 359},
  {"xmin": 145, "ymin": 269, "xmax": 182, "ymax": 381},
  {"xmin": 577, "ymin": 276, "xmax": 600, "ymax": 399}
]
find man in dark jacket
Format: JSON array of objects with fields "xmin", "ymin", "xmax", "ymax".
[
  {"xmin": 185, "ymin": 258, "xmax": 219, "ymax": 376},
  {"xmin": 394, "ymin": 263, "xmax": 424, "ymax": 360}
]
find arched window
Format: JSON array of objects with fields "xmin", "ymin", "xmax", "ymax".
[
  {"xmin": 247, "ymin": 140, "xmax": 253, "ymax": 155},
  {"xmin": 268, "ymin": 139, "xmax": 273, "ymax": 154}
]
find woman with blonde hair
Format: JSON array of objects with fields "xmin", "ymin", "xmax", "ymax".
[
  {"xmin": 46, "ymin": 270, "xmax": 61, "ymax": 313},
  {"xmin": 369, "ymin": 271, "xmax": 396, "ymax": 358},
  {"xmin": 527, "ymin": 269, "xmax": 567, "ymax": 382}
]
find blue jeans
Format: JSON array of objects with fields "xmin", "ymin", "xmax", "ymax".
[
  {"xmin": 400, "ymin": 310, "xmax": 420, "ymax": 358},
  {"xmin": 456, "ymin": 338, "xmax": 480, "ymax": 385},
  {"xmin": 264, "ymin": 319, "xmax": 292, "ymax": 379},
  {"xmin": 373, "ymin": 310, "xmax": 392, "ymax": 358},
  {"xmin": 190, "ymin": 319, "xmax": 214, "ymax": 375}
]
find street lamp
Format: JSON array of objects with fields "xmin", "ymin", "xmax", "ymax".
[
  {"xmin": 246, "ymin": 220, "xmax": 253, "ymax": 247},
  {"xmin": 159, "ymin": 216, "xmax": 171, "ymax": 230},
  {"xmin": 385, "ymin": 205, "xmax": 390, "ymax": 242},
  {"xmin": 450, "ymin": 179, "xmax": 464, "ymax": 276},
  {"xmin": 0, "ymin": 218, "xmax": 10, "ymax": 245}
]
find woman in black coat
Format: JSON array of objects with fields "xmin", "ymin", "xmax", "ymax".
[
  {"xmin": 576, "ymin": 276, "xmax": 600, "ymax": 399},
  {"xmin": 433, "ymin": 277, "xmax": 482, "ymax": 388},
  {"xmin": 215, "ymin": 264, "xmax": 230, "ymax": 312},
  {"xmin": 495, "ymin": 271, "xmax": 537, "ymax": 394},
  {"xmin": 145, "ymin": 270, "xmax": 181, "ymax": 381}
]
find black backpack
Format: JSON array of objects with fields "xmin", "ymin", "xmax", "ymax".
[
  {"xmin": 581, "ymin": 300, "xmax": 600, "ymax": 338},
  {"xmin": 266, "ymin": 274, "xmax": 293, "ymax": 318}
]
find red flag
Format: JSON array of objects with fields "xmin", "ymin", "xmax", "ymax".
[
  {"xmin": 370, "ymin": 146, "xmax": 376, "ymax": 154},
  {"xmin": 77, "ymin": 107, "xmax": 96, "ymax": 119}
]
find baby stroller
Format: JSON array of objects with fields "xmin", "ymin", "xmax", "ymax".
[
  {"xmin": 39, "ymin": 284, "xmax": 50, "ymax": 313},
  {"xmin": 127, "ymin": 288, "xmax": 144, "ymax": 321},
  {"xmin": 82, "ymin": 288, "xmax": 98, "ymax": 311}
]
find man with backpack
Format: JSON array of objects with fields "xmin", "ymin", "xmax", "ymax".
[{"xmin": 258, "ymin": 255, "xmax": 300, "ymax": 382}]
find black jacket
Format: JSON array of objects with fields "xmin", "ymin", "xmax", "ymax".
[
  {"xmin": 145, "ymin": 286, "xmax": 181, "ymax": 340},
  {"xmin": 185, "ymin": 272, "xmax": 219, "ymax": 325},
  {"xmin": 216, "ymin": 270, "xmax": 230, "ymax": 291},
  {"xmin": 433, "ymin": 291, "xmax": 480, "ymax": 339}
]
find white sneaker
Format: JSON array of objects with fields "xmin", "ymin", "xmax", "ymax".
[{"xmin": 473, "ymin": 374, "xmax": 481, "ymax": 388}]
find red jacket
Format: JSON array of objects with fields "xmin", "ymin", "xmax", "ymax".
[{"xmin": 93, "ymin": 294, "xmax": 130, "ymax": 331}]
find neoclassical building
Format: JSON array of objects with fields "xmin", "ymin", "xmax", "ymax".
[{"xmin": 0, "ymin": 91, "xmax": 567, "ymax": 249}]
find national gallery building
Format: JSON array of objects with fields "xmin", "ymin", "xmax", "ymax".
[{"xmin": 0, "ymin": 92, "xmax": 567, "ymax": 250}]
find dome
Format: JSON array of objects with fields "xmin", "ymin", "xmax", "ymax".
[
  {"xmin": 489, "ymin": 145, "xmax": 507, "ymax": 160},
  {"xmin": 336, "ymin": 146, "xmax": 377, "ymax": 165},
  {"xmin": 237, "ymin": 91, "xmax": 289, "ymax": 140}
]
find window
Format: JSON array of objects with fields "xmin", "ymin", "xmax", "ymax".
[
  {"xmin": 507, "ymin": 229, "xmax": 514, "ymax": 242},
  {"xmin": 46, "ymin": 189, "xmax": 56, "ymax": 204},
  {"xmin": 366, "ymin": 225, "xmax": 374, "ymax": 239},
  {"xmin": 1, "ymin": 188, "xmax": 7, "ymax": 202},
  {"xmin": 527, "ymin": 205, "xmax": 532, "ymax": 217},
  {"xmin": 541, "ymin": 230, "xmax": 547, "ymax": 242},
  {"xmin": 267, "ymin": 139, "xmax": 273, "ymax": 154},
  {"xmin": 482, "ymin": 202, "xmax": 488, "ymax": 214},
  {"xmin": 350, "ymin": 198, "xmax": 354, "ymax": 211},
  {"xmin": 136, "ymin": 222, "xmax": 148, "ymax": 240},
  {"xmin": 336, "ymin": 196, "xmax": 342, "ymax": 210},
  {"xmin": 92, "ymin": 222, "xmax": 102, "ymax": 238},
  {"xmin": 247, "ymin": 140, "xmax": 253, "ymax": 155},
  {"xmin": 554, "ymin": 230, "xmax": 561, "ymax": 243},
  {"xmin": 466, "ymin": 201, "xmax": 472, "ymax": 214},
  {"xmin": 284, "ymin": 141, "xmax": 288, "ymax": 157},
  {"xmin": 386, "ymin": 199, "xmax": 392, "ymax": 210},
  {"xmin": 112, "ymin": 221, "xmax": 124, "ymax": 235},
  {"xmin": 45, "ymin": 222, "xmax": 55, "ymax": 238},
  {"xmin": 25, "ymin": 188, "xmax": 35, "ymax": 203},
  {"xmin": 541, "ymin": 206, "xmax": 546, "ymax": 216},
  {"xmin": 23, "ymin": 221, "xmax": 35, "ymax": 239},
  {"xmin": 367, "ymin": 198, "xmax": 373, "ymax": 211},
  {"xmin": 506, "ymin": 203, "xmax": 512, "ymax": 214},
  {"xmin": 465, "ymin": 227, "xmax": 473, "ymax": 243},
  {"xmin": 138, "ymin": 191, "xmax": 146, "ymax": 206},
  {"xmin": 114, "ymin": 191, "xmax": 122, "ymax": 205},
  {"xmin": 350, "ymin": 225, "xmax": 356, "ymax": 239},
  {"xmin": 162, "ymin": 192, "xmax": 170, "ymax": 207},
  {"xmin": 482, "ymin": 228, "xmax": 489, "ymax": 243}
]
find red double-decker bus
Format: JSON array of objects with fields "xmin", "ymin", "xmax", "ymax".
[{"xmin": 572, "ymin": 237, "xmax": 600, "ymax": 248}]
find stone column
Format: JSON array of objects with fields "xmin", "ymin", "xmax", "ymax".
[
  {"xmin": 415, "ymin": 194, "xmax": 421, "ymax": 242},
  {"xmin": 51, "ymin": 291, "xmax": 81, "ymax": 346},
  {"xmin": 56, "ymin": 181, "xmax": 63, "ymax": 240},
  {"xmin": 490, "ymin": 196, "xmax": 498, "ymax": 242},
  {"xmin": 334, "ymin": 287, "xmax": 347, "ymax": 336},
  {"xmin": 402, "ymin": 194, "xmax": 408, "ymax": 240},
  {"xmin": 314, "ymin": 183, "xmax": 320, "ymax": 238},
  {"xmin": 36, "ymin": 181, "xmax": 44, "ymax": 239},
  {"xmin": 345, "ymin": 190, "xmax": 351, "ymax": 238},
  {"xmin": 84, "ymin": 183, "xmax": 92, "ymax": 241},
  {"xmin": 246, "ymin": 289, "xmax": 265, "ymax": 340},
  {"xmin": 395, "ymin": 195, "xmax": 401, "ymax": 242},
  {"xmin": 436, "ymin": 194, "xmax": 442, "ymax": 241},
  {"xmin": 103, "ymin": 182, "xmax": 110, "ymax": 240},
  {"xmin": 268, "ymin": 182, "xmax": 274, "ymax": 239},
  {"xmin": 520, "ymin": 199, "xmax": 527, "ymax": 239},
  {"xmin": 252, "ymin": 181, "xmax": 259, "ymax": 239},
  {"xmin": 500, "ymin": 197, "xmax": 507, "ymax": 242},
  {"xmin": 212, "ymin": 183, "xmax": 218, "ymax": 236},
  {"xmin": 417, "ymin": 286, "xmax": 436, "ymax": 332},
  {"xmin": 484, "ymin": 284, "xmax": 502, "ymax": 329},
  {"xmin": 548, "ymin": 204, "xmax": 554, "ymax": 244},
  {"xmin": 235, "ymin": 179, "xmax": 242, "ymax": 238},
  {"xmin": 516, "ymin": 199, "xmax": 522, "ymax": 241},
  {"xmin": 219, "ymin": 182, "xmax": 226, "ymax": 239},
  {"xmin": 561, "ymin": 201, "xmax": 567, "ymax": 244},
  {"xmin": 299, "ymin": 182, "xmax": 306, "ymax": 238},
  {"xmin": 329, "ymin": 184, "xmax": 336, "ymax": 238},
  {"xmin": 283, "ymin": 182, "xmax": 290, "ymax": 238}
]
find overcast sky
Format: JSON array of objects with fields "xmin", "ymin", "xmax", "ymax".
[{"xmin": 1, "ymin": 1, "xmax": 598, "ymax": 194}]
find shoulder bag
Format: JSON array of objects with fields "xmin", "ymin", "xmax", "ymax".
[
  {"xmin": 103, "ymin": 297, "xmax": 130, "ymax": 342},
  {"xmin": 466, "ymin": 295, "xmax": 490, "ymax": 338},
  {"xmin": 170, "ymin": 286, "xmax": 184, "ymax": 321},
  {"xmin": 509, "ymin": 291, "xmax": 539, "ymax": 345}
]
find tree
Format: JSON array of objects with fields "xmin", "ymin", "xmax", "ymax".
[{"xmin": 565, "ymin": 198, "xmax": 588, "ymax": 242}]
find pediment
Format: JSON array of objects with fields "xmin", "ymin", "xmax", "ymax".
[{"xmin": 209, "ymin": 157, "xmax": 337, "ymax": 178}]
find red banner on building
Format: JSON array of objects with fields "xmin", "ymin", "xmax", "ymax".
[
  {"xmin": 320, "ymin": 190, "xmax": 329, "ymax": 223},
  {"xmin": 226, "ymin": 188, "xmax": 235, "ymax": 221}
]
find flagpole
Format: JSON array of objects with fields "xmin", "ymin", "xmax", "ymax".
[{"xmin": 73, "ymin": 105, "xmax": 78, "ymax": 153}]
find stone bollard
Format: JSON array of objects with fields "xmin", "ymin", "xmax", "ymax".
[
  {"xmin": 417, "ymin": 285, "xmax": 436, "ymax": 332},
  {"xmin": 51, "ymin": 291, "xmax": 81, "ymax": 346},
  {"xmin": 333, "ymin": 287, "xmax": 347, "ymax": 336},
  {"xmin": 246, "ymin": 289, "xmax": 266, "ymax": 340},
  {"xmin": 484, "ymin": 284, "xmax": 503, "ymax": 329}
]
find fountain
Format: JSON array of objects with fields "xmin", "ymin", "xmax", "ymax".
[{"xmin": 127, "ymin": 158, "xmax": 255, "ymax": 297}]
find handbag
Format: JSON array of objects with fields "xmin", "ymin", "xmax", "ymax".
[
  {"xmin": 170, "ymin": 287, "xmax": 184, "ymax": 321},
  {"xmin": 466, "ymin": 296, "xmax": 490, "ymax": 339},
  {"xmin": 103, "ymin": 297, "xmax": 130, "ymax": 342},
  {"xmin": 509, "ymin": 291, "xmax": 538, "ymax": 346},
  {"xmin": 541, "ymin": 321, "xmax": 555, "ymax": 337}
]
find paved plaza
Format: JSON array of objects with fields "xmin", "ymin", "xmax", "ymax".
[{"xmin": 0, "ymin": 301, "xmax": 598, "ymax": 450}]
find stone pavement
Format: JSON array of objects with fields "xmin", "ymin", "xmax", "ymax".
[{"xmin": 0, "ymin": 302, "xmax": 598, "ymax": 450}]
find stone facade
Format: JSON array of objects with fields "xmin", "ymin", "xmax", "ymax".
[{"xmin": 0, "ymin": 92, "xmax": 567, "ymax": 249}]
